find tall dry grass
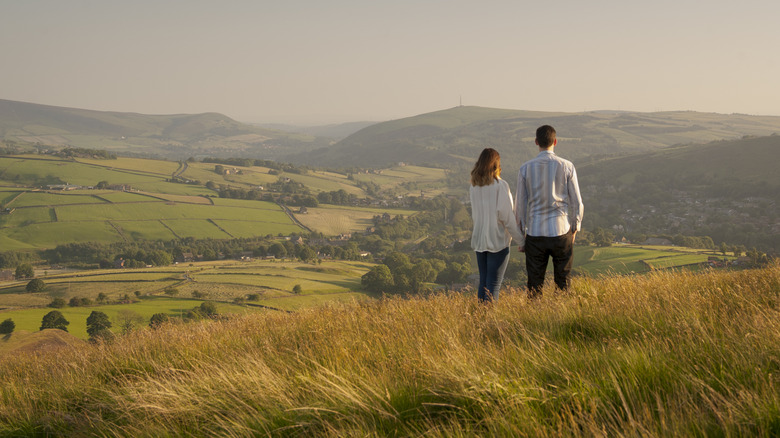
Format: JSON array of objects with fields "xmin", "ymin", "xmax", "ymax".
[{"xmin": 1, "ymin": 264, "xmax": 779, "ymax": 436}]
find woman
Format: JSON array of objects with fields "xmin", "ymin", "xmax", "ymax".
[{"xmin": 470, "ymin": 148, "xmax": 524, "ymax": 302}]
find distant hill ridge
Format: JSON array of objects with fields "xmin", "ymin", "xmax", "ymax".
[
  {"xmin": 290, "ymin": 106, "xmax": 780, "ymax": 168},
  {"xmin": 0, "ymin": 99, "xmax": 330, "ymax": 160},
  {"xmin": 4, "ymin": 100, "xmax": 780, "ymax": 168}
]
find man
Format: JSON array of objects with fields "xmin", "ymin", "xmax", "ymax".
[{"xmin": 515, "ymin": 125, "xmax": 583, "ymax": 297}]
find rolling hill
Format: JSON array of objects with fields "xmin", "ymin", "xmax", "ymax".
[
  {"xmin": 289, "ymin": 106, "xmax": 780, "ymax": 169},
  {"xmin": 577, "ymin": 134, "xmax": 780, "ymax": 251},
  {"xmin": 0, "ymin": 99, "xmax": 331, "ymax": 160}
]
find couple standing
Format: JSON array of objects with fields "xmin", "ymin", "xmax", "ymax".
[{"xmin": 470, "ymin": 125, "xmax": 584, "ymax": 302}]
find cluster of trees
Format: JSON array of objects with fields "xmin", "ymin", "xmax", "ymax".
[
  {"xmin": 317, "ymin": 189, "xmax": 357, "ymax": 206},
  {"xmin": 56, "ymin": 147, "xmax": 117, "ymax": 160},
  {"xmin": 202, "ymin": 157, "xmax": 309, "ymax": 174},
  {"xmin": 362, "ymin": 250, "xmax": 475, "ymax": 294},
  {"xmin": 216, "ymin": 179, "xmax": 319, "ymax": 207},
  {"xmin": 0, "ymin": 252, "xmax": 37, "ymax": 270}
]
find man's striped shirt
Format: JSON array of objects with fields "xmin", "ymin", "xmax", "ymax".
[{"xmin": 515, "ymin": 150, "xmax": 583, "ymax": 237}]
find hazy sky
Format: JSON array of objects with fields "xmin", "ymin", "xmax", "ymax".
[{"xmin": 2, "ymin": 0, "xmax": 780, "ymax": 124}]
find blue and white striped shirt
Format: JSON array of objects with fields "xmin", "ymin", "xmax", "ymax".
[{"xmin": 515, "ymin": 150, "xmax": 583, "ymax": 237}]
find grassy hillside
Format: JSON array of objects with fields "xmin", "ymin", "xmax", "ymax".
[
  {"xmin": 291, "ymin": 106, "xmax": 780, "ymax": 169},
  {"xmin": 0, "ymin": 99, "xmax": 330, "ymax": 160},
  {"xmin": 577, "ymin": 135, "xmax": 780, "ymax": 252},
  {"xmin": 579, "ymin": 134, "xmax": 780, "ymax": 191},
  {"xmin": 1, "ymin": 264, "xmax": 777, "ymax": 436}
]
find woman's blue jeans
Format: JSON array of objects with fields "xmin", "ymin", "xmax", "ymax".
[{"xmin": 475, "ymin": 246, "xmax": 510, "ymax": 302}]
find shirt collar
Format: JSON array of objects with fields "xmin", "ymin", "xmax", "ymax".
[{"xmin": 537, "ymin": 150, "xmax": 555, "ymax": 157}]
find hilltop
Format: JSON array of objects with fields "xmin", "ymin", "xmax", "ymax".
[
  {"xmin": 1, "ymin": 265, "xmax": 778, "ymax": 436},
  {"xmin": 0, "ymin": 99, "xmax": 331, "ymax": 160},
  {"xmin": 289, "ymin": 106, "xmax": 780, "ymax": 168}
]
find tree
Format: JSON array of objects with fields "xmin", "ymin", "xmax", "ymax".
[
  {"xmin": 26, "ymin": 278, "xmax": 46, "ymax": 292},
  {"xmin": 149, "ymin": 313, "xmax": 169, "ymax": 329},
  {"xmin": 148, "ymin": 250, "xmax": 173, "ymax": 266},
  {"xmin": 361, "ymin": 265, "xmax": 394, "ymax": 292},
  {"xmin": 97, "ymin": 292, "xmax": 108, "ymax": 303},
  {"xmin": 116, "ymin": 310, "xmax": 144, "ymax": 334},
  {"xmin": 436, "ymin": 262, "xmax": 471, "ymax": 285},
  {"xmin": 40, "ymin": 311, "xmax": 70, "ymax": 332},
  {"xmin": 199, "ymin": 301, "xmax": 218, "ymax": 318},
  {"xmin": 269, "ymin": 242, "xmax": 287, "ymax": 259},
  {"xmin": 15, "ymin": 263, "xmax": 34, "ymax": 279},
  {"xmin": 86, "ymin": 311, "xmax": 113, "ymax": 342},
  {"xmin": 720, "ymin": 242, "xmax": 729, "ymax": 256},
  {"xmin": 292, "ymin": 284, "xmax": 302, "ymax": 294},
  {"xmin": 164, "ymin": 287, "xmax": 179, "ymax": 297},
  {"xmin": 0, "ymin": 318, "xmax": 15, "ymax": 335},
  {"xmin": 593, "ymin": 228, "xmax": 615, "ymax": 247},
  {"xmin": 297, "ymin": 245, "xmax": 317, "ymax": 262}
]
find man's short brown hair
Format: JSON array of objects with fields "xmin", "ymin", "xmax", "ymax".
[{"xmin": 536, "ymin": 125, "xmax": 556, "ymax": 148}]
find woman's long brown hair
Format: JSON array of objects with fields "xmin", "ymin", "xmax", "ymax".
[{"xmin": 470, "ymin": 148, "xmax": 501, "ymax": 186}]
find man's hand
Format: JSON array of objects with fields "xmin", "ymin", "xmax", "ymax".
[
  {"xmin": 572, "ymin": 230, "xmax": 577, "ymax": 243},
  {"xmin": 518, "ymin": 246, "xmax": 525, "ymax": 252}
]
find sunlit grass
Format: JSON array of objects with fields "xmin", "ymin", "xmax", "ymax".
[{"xmin": 1, "ymin": 264, "xmax": 778, "ymax": 435}]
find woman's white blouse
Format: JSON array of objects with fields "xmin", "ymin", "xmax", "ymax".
[{"xmin": 470, "ymin": 178, "xmax": 525, "ymax": 252}]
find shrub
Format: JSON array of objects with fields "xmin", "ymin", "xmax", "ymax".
[
  {"xmin": 25, "ymin": 278, "xmax": 46, "ymax": 292},
  {"xmin": 149, "ymin": 313, "xmax": 169, "ymax": 329},
  {"xmin": 48, "ymin": 298, "xmax": 66, "ymax": 308}
]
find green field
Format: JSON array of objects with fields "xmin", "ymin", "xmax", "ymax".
[
  {"xmin": 0, "ymin": 157, "xmax": 306, "ymax": 248},
  {"xmin": 295, "ymin": 204, "xmax": 417, "ymax": 236},
  {"xmin": 6, "ymin": 191, "xmax": 106, "ymax": 207},
  {"xmin": 507, "ymin": 244, "xmax": 730, "ymax": 277},
  {"xmin": 76, "ymin": 157, "xmax": 180, "ymax": 176},
  {"xmin": 0, "ymin": 297, "xmax": 257, "ymax": 339},
  {"xmin": 0, "ymin": 156, "xmax": 165, "ymax": 187}
]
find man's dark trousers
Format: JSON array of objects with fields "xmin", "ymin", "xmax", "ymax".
[{"xmin": 525, "ymin": 230, "xmax": 574, "ymax": 297}]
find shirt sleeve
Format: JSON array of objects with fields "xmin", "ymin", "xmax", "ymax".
[
  {"xmin": 568, "ymin": 166, "xmax": 584, "ymax": 231},
  {"xmin": 515, "ymin": 168, "xmax": 527, "ymax": 235},
  {"xmin": 499, "ymin": 181, "xmax": 525, "ymax": 246}
]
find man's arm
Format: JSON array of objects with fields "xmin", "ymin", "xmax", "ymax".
[
  {"xmin": 568, "ymin": 165, "xmax": 584, "ymax": 238},
  {"xmin": 515, "ymin": 169, "xmax": 527, "ymax": 251},
  {"xmin": 515, "ymin": 169, "xmax": 527, "ymax": 233}
]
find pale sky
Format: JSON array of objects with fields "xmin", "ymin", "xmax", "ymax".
[{"xmin": 2, "ymin": 0, "xmax": 779, "ymax": 124}]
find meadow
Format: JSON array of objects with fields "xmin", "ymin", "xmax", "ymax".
[
  {"xmin": 0, "ymin": 264, "xmax": 777, "ymax": 436},
  {"xmin": 294, "ymin": 204, "xmax": 418, "ymax": 236},
  {"xmin": 0, "ymin": 163, "xmax": 305, "ymax": 249}
]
